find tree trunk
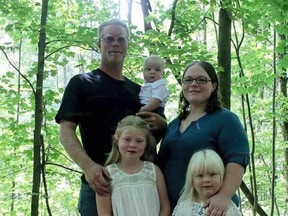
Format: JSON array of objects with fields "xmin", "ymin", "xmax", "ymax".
[
  {"xmin": 127, "ymin": 0, "xmax": 132, "ymax": 25},
  {"xmin": 217, "ymin": 7, "xmax": 231, "ymax": 109},
  {"xmin": 279, "ymin": 32, "xmax": 288, "ymax": 205},
  {"xmin": 140, "ymin": 0, "xmax": 152, "ymax": 31},
  {"xmin": 31, "ymin": 0, "xmax": 48, "ymax": 215}
]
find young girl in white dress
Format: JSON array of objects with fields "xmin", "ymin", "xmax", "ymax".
[
  {"xmin": 96, "ymin": 115, "xmax": 171, "ymax": 216},
  {"xmin": 172, "ymin": 149, "xmax": 242, "ymax": 216}
]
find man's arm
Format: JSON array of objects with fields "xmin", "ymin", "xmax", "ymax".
[{"xmin": 59, "ymin": 120, "xmax": 110, "ymax": 195}]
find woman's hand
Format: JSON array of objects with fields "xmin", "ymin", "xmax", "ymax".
[{"xmin": 205, "ymin": 193, "xmax": 229, "ymax": 216}]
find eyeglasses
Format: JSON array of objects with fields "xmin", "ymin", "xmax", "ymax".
[
  {"xmin": 182, "ymin": 77, "xmax": 212, "ymax": 85},
  {"xmin": 101, "ymin": 36, "xmax": 128, "ymax": 44}
]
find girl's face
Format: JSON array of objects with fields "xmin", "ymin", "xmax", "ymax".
[
  {"xmin": 193, "ymin": 170, "xmax": 222, "ymax": 202},
  {"xmin": 117, "ymin": 126, "xmax": 147, "ymax": 161},
  {"xmin": 182, "ymin": 65, "xmax": 216, "ymax": 107}
]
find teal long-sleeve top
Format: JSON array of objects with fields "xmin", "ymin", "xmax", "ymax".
[{"xmin": 155, "ymin": 108, "xmax": 250, "ymax": 209}]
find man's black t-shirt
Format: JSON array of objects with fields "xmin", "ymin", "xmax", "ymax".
[{"xmin": 55, "ymin": 69, "xmax": 141, "ymax": 165}]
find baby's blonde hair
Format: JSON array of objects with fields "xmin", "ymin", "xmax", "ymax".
[
  {"xmin": 144, "ymin": 55, "xmax": 165, "ymax": 71},
  {"xmin": 104, "ymin": 115, "xmax": 152, "ymax": 166},
  {"xmin": 179, "ymin": 149, "xmax": 225, "ymax": 201}
]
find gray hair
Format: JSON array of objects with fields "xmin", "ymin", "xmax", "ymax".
[{"xmin": 97, "ymin": 18, "xmax": 130, "ymax": 43}]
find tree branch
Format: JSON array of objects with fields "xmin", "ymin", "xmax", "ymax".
[
  {"xmin": 49, "ymin": 146, "xmax": 74, "ymax": 163},
  {"xmin": 0, "ymin": 46, "xmax": 36, "ymax": 95},
  {"xmin": 240, "ymin": 181, "xmax": 268, "ymax": 216},
  {"xmin": 45, "ymin": 44, "xmax": 98, "ymax": 61},
  {"xmin": 45, "ymin": 162, "xmax": 83, "ymax": 175},
  {"xmin": 168, "ymin": 0, "xmax": 178, "ymax": 37}
]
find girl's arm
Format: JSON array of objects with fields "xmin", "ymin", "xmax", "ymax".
[
  {"xmin": 96, "ymin": 193, "xmax": 113, "ymax": 216},
  {"xmin": 155, "ymin": 165, "xmax": 171, "ymax": 216},
  {"xmin": 205, "ymin": 163, "xmax": 244, "ymax": 216}
]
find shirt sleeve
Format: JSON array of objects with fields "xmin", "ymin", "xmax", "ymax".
[
  {"xmin": 55, "ymin": 75, "xmax": 84, "ymax": 124},
  {"xmin": 217, "ymin": 112, "xmax": 250, "ymax": 168}
]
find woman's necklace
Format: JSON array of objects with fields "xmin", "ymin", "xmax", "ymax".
[
  {"xmin": 180, "ymin": 116, "xmax": 195, "ymax": 132},
  {"xmin": 182, "ymin": 112, "xmax": 206, "ymax": 131},
  {"xmin": 183, "ymin": 118, "xmax": 194, "ymax": 129}
]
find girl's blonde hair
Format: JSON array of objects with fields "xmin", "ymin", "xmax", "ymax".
[
  {"xmin": 179, "ymin": 149, "xmax": 225, "ymax": 201},
  {"xmin": 104, "ymin": 115, "xmax": 152, "ymax": 166}
]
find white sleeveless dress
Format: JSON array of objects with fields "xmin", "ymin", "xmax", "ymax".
[{"xmin": 107, "ymin": 161, "xmax": 160, "ymax": 216}]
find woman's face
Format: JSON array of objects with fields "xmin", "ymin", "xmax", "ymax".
[{"xmin": 182, "ymin": 65, "xmax": 216, "ymax": 107}]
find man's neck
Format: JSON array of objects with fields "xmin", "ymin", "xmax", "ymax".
[{"xmin": 100, "ymin": 64, "xmax": 124, "ymax": 80}]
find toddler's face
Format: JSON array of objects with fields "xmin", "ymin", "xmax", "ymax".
[
  {"xmin": 143, "ymin": 60, "xmax": 164, "ymax": 83},
  {"xmin": 193, "ymin": 171, "xmax": 221, "ymax": 202}
]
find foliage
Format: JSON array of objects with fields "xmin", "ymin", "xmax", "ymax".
[{"xmin": 0, "ymin": 0, "xmax": 287, "ymax": 215}]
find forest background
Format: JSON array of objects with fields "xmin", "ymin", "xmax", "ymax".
[{"xmin": 0, "ymin": 0, "xmax": 287, "ymax": 215}]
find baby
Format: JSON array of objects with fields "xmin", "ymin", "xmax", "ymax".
[{"xmin": 139, "ymin": 55, "xmax": 169, "ymax": 117}]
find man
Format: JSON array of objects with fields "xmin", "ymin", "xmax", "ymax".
[{"xmin": 55, "ymin": 18, "xmax": 166, "ymax": 215}]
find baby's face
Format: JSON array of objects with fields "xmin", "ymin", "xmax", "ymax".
[{"xmin": 143, "ymin": 60, "xmax": 164, "ymax": 83}]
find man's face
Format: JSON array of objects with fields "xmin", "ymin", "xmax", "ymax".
[{"xmin": 99, "ymin": 25, "xmax": 129, "ymax": 65}]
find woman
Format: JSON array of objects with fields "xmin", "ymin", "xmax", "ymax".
[{"xmin": 155, "ymin": 61, "xmax": 250, "ymax": 215}]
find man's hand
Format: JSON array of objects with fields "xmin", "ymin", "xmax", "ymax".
[
  {"xmin": 84, "ymin": 163, "xmax": 111, "ymax": 196},
  {"xmin": 136, "ymin": 111, "xmax": 167, "ymax": 131}
]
